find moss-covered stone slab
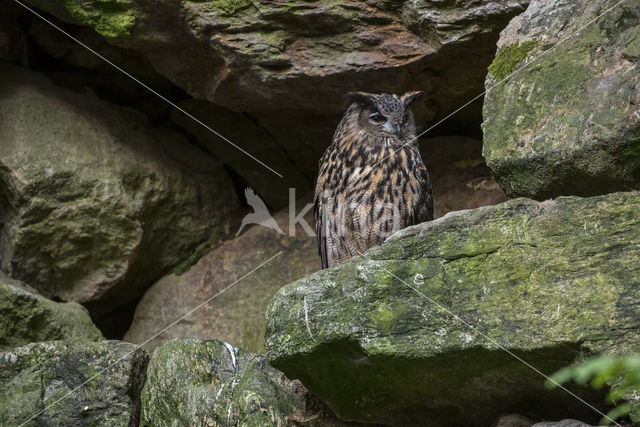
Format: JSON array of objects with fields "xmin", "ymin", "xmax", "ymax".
[
  {"xmin": 140, "ymin": 338, "xmax": 353, "ymax": 426},
  {"xmin": 0, "ymin": 273, "xmax": 103, "ymax": 350},
  {"xmin": 0, "ymin": 340, "xmax": 148, "ymax": 426},
  {"xmin": 265, "ymin": 191, "xmax": 640, "ymax": 426},
  {"xmin": 0, "ymin": 62, "xmax": 238, "ymax": 318},
  {"xmin": 482, "ymin": 0, "xmax": 640, "ymax": 200}
]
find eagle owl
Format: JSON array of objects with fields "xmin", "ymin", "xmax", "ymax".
[{"xmin": 314, "ymin": 91, "xmax": 433, "ymax": 269}]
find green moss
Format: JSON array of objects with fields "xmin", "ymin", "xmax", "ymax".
[
  {"xmin": 488, "ymin": 41, "xmax": 538, "ymax": 80},
  {"xmin": 263, "ymin": 30, "xmax": 286, "ymax": 51},
  {"xmin": 87, "ymin": 365, "xmax": 102, "ymax": 392},
  {"xmin": 141, "ymin": 339, "xmax": 313, "ymax": 426},
  {"xmin": 370, "ymin": 304, "xmax": 394, "ymax": 335},
  {"xmin": 58, "ymin": 0, "xmax": 136, "ymax": 39},
  {"xmin": 209, "ymin": 0, "xmax": 252, "ymax": 16},
  {"xmin": 622, "ymin": 32, "xmax": 640, "ymax": 60},
  {"xmin": 0, "ymin": 280, "xmax": 103, "ymax": 349}
]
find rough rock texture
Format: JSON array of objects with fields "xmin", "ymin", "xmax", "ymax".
[
  {"xmin": 0, "ymin": 340, "xmax": 148, "ymax": 426},
  {"xmin": 0, "ymin": 62, "xmax": 238, "ymax": 315},
  {"xmin": 140, "ymin": 338, "xmax": 352, "ymax": 426},
  {"xmin": 124, "ymin": 198, "xmax": 320, "ymax": 353},
  {"xmin": 483, "ymin": 0, "xmax": 640, "ymax": 200},
  {"xmin": 0, "ymin": 273, "xmax": 103, "ymax": 350},
  {"xmin": 265, "ymin": 191, "xmax": 640, "ymax": 426},
  {"xmin": 24, "ymin": 0, "xmax": 528, "ymax": 118}
]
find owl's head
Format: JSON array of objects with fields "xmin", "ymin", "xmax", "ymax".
[{"xmin": 345, "ymin": 91, "xmax": 424, "ymax": 140}]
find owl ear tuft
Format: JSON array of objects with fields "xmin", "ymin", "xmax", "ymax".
[
  {"xmin": 401, "ymin": 91, "xmax": 425, "ymax": 106},
  {"xmin": 345, "ymin": 91, "xmax": 376, "ymax": 106}
]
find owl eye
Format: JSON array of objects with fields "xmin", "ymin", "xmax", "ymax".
[
  {"xmin": 402, "ymin": 113, "xmax": 409, "ymax": 123},
  {"xmin": 369, "ymin": 112, "xmax": 385, "ymax": 124}
]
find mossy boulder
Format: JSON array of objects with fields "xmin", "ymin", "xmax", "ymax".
[
  {"xmin": 0, "ymin": 340, "xmax": 148, "ymax": 426},
  {"xmin": 0, "ymin": 62, "xmax": 238, "ymax": 317},
  {"xmin": 140, "ymin": 338, "xmax": 351, "ymax": 426},
  {"xmin": 482, "ymin": 0, "xmax": 640, "ymax": 200},
  {"xmin": 265, "ymin": 191, "xmax": 640, "ymax": 426},
  {"xmin": 0, "ymin": 273, "xmax": 103, "ymax": 350}
]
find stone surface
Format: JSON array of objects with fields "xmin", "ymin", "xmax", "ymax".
[
  {"xmin": 265, "ymin": 191, "xmax": 640, "ymax": 426},
  {"xmin": 0, "ymin": 273, "xmax": 103, "ymax": 350},
  {"xmin": 0, "ymin": 62, "xmax": 238, "ymax": 316},
  {"xmin": 0, "ymin": 340, "xmax": 148, "ymax": 426},
  {"xmin": 24, "ymin": 0, "xmax": 528, "ymax": 119},
  {"xmin": 140, "ymin": 338, "xmax": 352, "ymax": 426},
  {"xmin": 482, "ymin": 0, "xmax": 640, "ymax": 200},
  {"xmin": 124, "ymin": 198, "xmax": 319, "ymax": 354}
]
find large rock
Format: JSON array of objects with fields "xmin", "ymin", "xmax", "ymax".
[
  {"xmin": 23, "ymin": 0, "xmax": 528, "ymax": 118},
  {"xmin": 140, "ymin": 338, "xmax": 351, "ymax": 426},
  {"xmin": 0, "ymin": 340, "xmax": 148, "ymax": 426},
  {"xmin": 265, "ymin": 191, "xmax": 640, "ymax": 426},
  {"xmin": 0, "ymin": 62, "xmax": 238, "ymax": 315},
  {"xmin": 482, "ymin": 0, "xmax": 640, "ymax": 200},
  {"xmin": 0, "ymin": 273, "xmax": 103, "ymax": 350},
  {"xmin": 124, "ymin": 198, "xmax": 320, "ymax": 353}
]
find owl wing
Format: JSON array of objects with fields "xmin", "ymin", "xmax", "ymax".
[
  {"xmin": 313, "ymin": 187, "xmax": 329, "ymax": 269},
  {"xmin": 313, "ymin": 107, "xmax": 357, "ymax": 269},
  {"xmin": 407, "ymin": 152, "xmax": 433, "ymax": 225},
  {"xmin": 416, "ymin": 167, "xmax": 434, "ymax": 223}
]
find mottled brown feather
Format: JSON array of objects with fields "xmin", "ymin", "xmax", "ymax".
[{"xmin": 314, "ymin": 93, "xmax": 433, "ymax": 268}]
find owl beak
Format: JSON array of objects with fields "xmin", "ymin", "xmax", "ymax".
[{"xmin": 396, "ymin": 125, "xmax": 402, "ymax": 139}]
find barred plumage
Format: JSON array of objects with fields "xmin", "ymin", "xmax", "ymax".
[{"xmin": 314, "ymin": 91, "xmax": 433, "ymax": 268}]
